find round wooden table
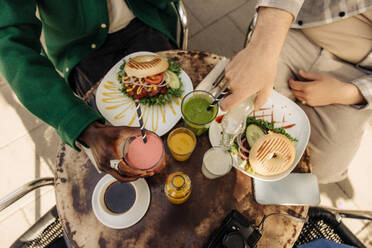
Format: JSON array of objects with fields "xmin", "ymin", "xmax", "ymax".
[{"xmin": 55, "ymin": 50, "xmax": 311, "ymax": 248}]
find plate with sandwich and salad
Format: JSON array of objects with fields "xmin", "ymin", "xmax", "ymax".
[
  {"xmin": 96, "ymin": 51, "xmax": 193, "ymax": 136},
  {"xmin": 209, "ymin": 90, "xmax": 310, "ymax": 181}
]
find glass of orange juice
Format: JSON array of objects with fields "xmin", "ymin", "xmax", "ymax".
[{"xmin": 167, "ymin": 127, "xmax": 197, "ymax": 161}]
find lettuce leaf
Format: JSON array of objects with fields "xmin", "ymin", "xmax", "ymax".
[{"xmin": 167, "ymin": 58, "xmax": 181, "ymax": 75}]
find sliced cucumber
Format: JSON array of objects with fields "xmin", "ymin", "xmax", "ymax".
[
  {"xmin": 245, "ymin": 124, "xmax": 265, "ymax": 148},
  {"xmin": 165, "ymin": 70, "xmax": 180, "ymax": 89}
]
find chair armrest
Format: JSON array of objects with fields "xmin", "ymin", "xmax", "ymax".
[
  {"xmin": 316, "ymin": 205, "xmax": 372, "ymax": 222},
  {"xmin": 0, "ymin": 177, "xmax": 54, "ymax": 212}
]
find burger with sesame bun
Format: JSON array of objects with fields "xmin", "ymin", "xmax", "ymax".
[{"xmin": 117, "ymin": 54, "xmax": 184, "ymax": 106}]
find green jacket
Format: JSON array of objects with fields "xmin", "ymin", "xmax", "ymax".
[{"xmin": 0, "ymin": 0, "xmax": 178, "ymax": 149}]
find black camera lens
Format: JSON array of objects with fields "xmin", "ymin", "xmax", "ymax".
[{"xmin": 222, "ymin": 232, "xmax": 246, "ymax": 248}]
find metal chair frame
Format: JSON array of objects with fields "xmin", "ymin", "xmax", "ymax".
[
  {"xmin": 0, "ymin": 177, "xmax": 54, "ymax": 212},
  {"xmin": 175, "ymin": 0, "xmax": 189, "ymax": 50},
  {"xmin": 244, "ymin": 13, "xmax": 257, "ymax": 47}
]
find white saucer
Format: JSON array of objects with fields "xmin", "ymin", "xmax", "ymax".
[{"xmin": 92, "ymin": 175, "xmax": 150, "ymax": 229}]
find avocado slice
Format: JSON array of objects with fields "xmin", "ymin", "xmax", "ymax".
[{"xmin": 165, "ymin": 70, "xmax": 180, "ymax": 89}]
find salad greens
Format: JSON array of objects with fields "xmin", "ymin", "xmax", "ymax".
[
  {"xmin": 245, "ymin": 117, "xmax": 298, "ymax": 142},
  {"xmin": 167, "ymin": 58, "xmax": 181, "ymax": 75}
]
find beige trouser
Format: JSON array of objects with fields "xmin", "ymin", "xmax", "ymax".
[{"xmin": 275, "ymin": 29, "xmax": 372, "ymax": 184}]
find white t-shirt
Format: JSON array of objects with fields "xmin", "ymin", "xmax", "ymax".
[{"xmin": 106, "ymin": 0, "xmax": 135, "ymax": 34}]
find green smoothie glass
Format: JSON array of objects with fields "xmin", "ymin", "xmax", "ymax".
[{"xmin": 181, "ymin": 90, "xmax": 218, "ymax": 136}]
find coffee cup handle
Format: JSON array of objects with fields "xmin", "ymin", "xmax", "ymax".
[
  {"xmin": 108, "ymin": 139, "xmax": 126, "ymax": 172},
  {"xmin": 110, "ymin": 159, "xmax": 121, "ymax": 171}
]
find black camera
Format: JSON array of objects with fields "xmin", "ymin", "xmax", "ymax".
[{"xmin": 205, "ymin": 210, "xmax": 262, "ymax": 248}]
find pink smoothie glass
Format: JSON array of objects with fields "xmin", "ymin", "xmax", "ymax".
[{"xmin": 122, "ymin": 130, "xmax": 166, "ymax": 173}]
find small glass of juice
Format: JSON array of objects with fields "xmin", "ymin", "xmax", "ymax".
[
  {"xmin": 181, "ymin": 90, "xmax": 218, "ymax": 136},
  {"xmin": 202, "ymin": 146, "xmax": 233, "ymax": 179},
  {"xmin": 164, "ymin": 172, "xmax": 192, "ymax": 204},
  {"xmin": 167, "ymin": 127, "xmax": 197, "ymax": 161},
  {"xmin": 122, "ymin": 130, "xmax": 166, "ymax": 173}
]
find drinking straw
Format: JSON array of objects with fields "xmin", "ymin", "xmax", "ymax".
[
  {"xmin": 134, "ymin": 99, "xmax": 147, "ymax": 143},
  {"xmin": 207, "ymin": 87, "xmax": 230, "ymax": 111}
]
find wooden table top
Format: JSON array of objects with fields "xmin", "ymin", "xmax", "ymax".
[{"xmin": 55, "ymin": 50, "xmax": 311, "ymax": 248}]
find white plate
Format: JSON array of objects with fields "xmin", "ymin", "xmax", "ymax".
[
  {"xmin": 96, "ymin": 51, "xmax": 194, "ymax": 136},
  {"xmin": 209, "ymin": 90, "xmax": 310, "ymax": 181},
  {"xmin": 92, "ymin": 175, "xmax": 150, "ymax": 229}
]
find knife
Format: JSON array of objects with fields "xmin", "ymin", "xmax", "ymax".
[{"xmin": 195, "ymin": 57, "xmax": 230, "ymax": 92}]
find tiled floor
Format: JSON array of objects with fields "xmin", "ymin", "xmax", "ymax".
[{"xmin": 1, "ymin": 0, "xmax": 372, "ymax": 246}]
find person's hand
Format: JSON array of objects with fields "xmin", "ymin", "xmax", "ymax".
[
  {"xmin": 289, "ymin": 70, "xmax": 365, "ymax": 106},
  {"xmin": 220, "ymin": 45, "xmax": 278, "ymax": 111},
  {"xmin": 78, "ymin": 122, "xmax": 154, "ymax": 182},
  {"xmin": 220, "ymin": 7, "xmax": 293, "ymax": 111}
]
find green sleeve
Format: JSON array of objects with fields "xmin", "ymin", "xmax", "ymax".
[{"xmin": 0, "ymin": 0, "xmax": 104, "ymax": 150}]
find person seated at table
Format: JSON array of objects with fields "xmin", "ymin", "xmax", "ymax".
[
  {"xmin": 0, "ymin": 0, "xmax": 179, "ymax": 181},
  {"xmin": 220, "ymin": 0, "xmax": 372, "ymax": 184}
]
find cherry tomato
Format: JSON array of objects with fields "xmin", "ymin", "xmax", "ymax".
[{"xmin": 144, "ymin": 73, "xmax": 164, "ymax": 85}]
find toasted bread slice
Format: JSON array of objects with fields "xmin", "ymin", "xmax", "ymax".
[{"xmin": 124, "ymin": 55, "xmax": 169, "ymax": 78}]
